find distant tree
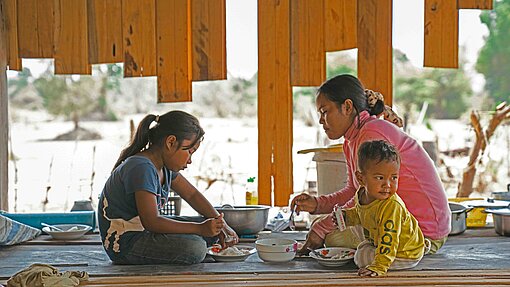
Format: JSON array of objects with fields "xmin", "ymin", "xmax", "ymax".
[{"xmin": 476, "ymin": 0, "xmax": 510, "ymax": 106}]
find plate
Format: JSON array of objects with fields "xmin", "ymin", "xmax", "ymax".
[
  {"xmin": 42, "ymin": 224, "xmax": 92, "ymax": 240},
  {"xmin": 309, "ymin": 247, "xmax": 355, "ymax": 267},
  {"xmin": 207, "ymin": 245, "xmax": 256, "ymax": 262}
]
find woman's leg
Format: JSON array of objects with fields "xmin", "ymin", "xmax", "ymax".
[{"xmin": 118, "ymin": 232, "xmax": 207, "ymax": 265}]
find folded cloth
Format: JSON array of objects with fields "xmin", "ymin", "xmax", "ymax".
[
  {"xmin": 6, "ymin": 263, "xmax": 89, "ymax": 287},
  {"xmin": 0, "ymin": 215, "xmax": 41, "ymax": 246}
]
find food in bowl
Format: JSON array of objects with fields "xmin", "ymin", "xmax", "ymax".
[
  {"xmin": 309, "ymin": 247, "xmax": 355, "ymax": 267},
  {"xmin": 255, "ymin": 238, "xmax": 298, "ymax": 262},
  {"xmin": 42, "ymin": 224, "xmax": 92, "ymax": 240}
]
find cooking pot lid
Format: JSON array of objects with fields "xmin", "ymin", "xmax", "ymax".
[
  {"xmin": 460, "ymin": 199, "xmax": 510, "ymax": 208},
  {"xmin": 485, "ymin": 208, "xmax": 510, "ymax": 215}
]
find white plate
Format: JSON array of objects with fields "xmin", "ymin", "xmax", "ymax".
[
  {"xmin": 42, "ymin": 224, "xmax": 92, "ymax": 240},
  {"xmin": 309, "ymin": 247, "xmax": 355, "ymax": 267},
  {"xmin": 207, "ymin": 245, "xmax": 256, "ymax": 262}
]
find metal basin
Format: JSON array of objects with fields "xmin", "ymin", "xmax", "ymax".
[
  {"xmin": 449, "ymin": 202, "xmax": 472, "ymax": 235},
  {"xmin": 485, "ymin": 208, "xmax": 510, "ymax": 237},
  {"xmin": 215, "ymin": 205, "xmax": 270, "ymax": 235}
]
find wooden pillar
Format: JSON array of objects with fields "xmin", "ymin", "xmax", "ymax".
[
  {"xmin": 0, "ymin": 0, "xmax": 9, "ymax": 211},
  {"xmin": 458, "ymin": 0, "xmax": 493, "ymax": 9},
  {"xmin": 324, "ymin": 0, "xmax": 357, "ymax": 52},
  {"xmin": 357, "ymin": 0, "xmax": 393, "ymax": 105},
  {"xmin": 424, "ymin": 0, "xmax": 458, "ymax": 68},
  {"xmin": 258, "ymin": 0, "xmax": 293, "ymax": 207}
]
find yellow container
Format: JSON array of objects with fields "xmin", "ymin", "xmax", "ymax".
[{"xmin": 448, "ymin": 198, "xmax": 487, "ymax": 227}]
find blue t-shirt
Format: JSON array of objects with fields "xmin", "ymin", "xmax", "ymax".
[{"xmin": 98, "ymin": 155, "xmax": 178, "ymax": 260}]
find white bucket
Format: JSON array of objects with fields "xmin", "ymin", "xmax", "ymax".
[{"xmin": 312, "ymin": 151, "xmax": 347, "ymax": 196}]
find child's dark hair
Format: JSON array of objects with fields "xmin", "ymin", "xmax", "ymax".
[
  {"xmin": 317, "ymin": 74, "xmax": 385, "ymax": 127},
  {"xmin": 357, "ymin": 140, "xmax": 400, "ymax": 171},
  {"xmin": 113, "ymin": 110, "xmax": 205, "ymax": 171}
]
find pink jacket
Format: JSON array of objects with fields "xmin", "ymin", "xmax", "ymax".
[{"xmin": 312, "ymin": 111, "xmax": 451, "ymax": 240}]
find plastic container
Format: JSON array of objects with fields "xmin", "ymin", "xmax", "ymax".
[
  {"xmin": 245, "ymin": 177, "xmax": 258, "ymax": 205},
  {"xmin": 448, "ymin": 198, "xmax": 487, "ymax": 227},
  {"xmin": 0, "ymin": 210, "xmax": 96, "ymax": 230}
]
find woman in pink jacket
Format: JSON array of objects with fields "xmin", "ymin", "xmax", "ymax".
[{"xmin": 291, "ymin": 74, "xmax": 451, "ymax": 255}]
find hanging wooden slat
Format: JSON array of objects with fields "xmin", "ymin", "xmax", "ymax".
[
  {"xmin": 424, "ymin": 0, "xmax": 459, "ymax": 68},
  {"xmin": 290, "ymin": 0, "xmax": 325, "ymax": 86},
  {"xmin": 0, "ymin": 0, "xmax": 9, "ymax": 212},
  {"xmin": 458, "ymin": 0, "xmax": 493, "ymax": 9},
  {"xmin": 122, "ymin": 0, "xmax": 157, "ymax": 77},
  {"xmin": 54, "ymin": 0, "xmax": 91, "ymax": 75},
  {"xmin": 5, "ymin": 0, "xmax": 21, "ymax": 70},
  {"xmin": 190, "ymin": 0, "xmax": 226, "ymax": 81},
  {"xmin": 324, "ymin": 0, "xmax": 357, "ymax": 52},
  {"xmin": 357, "ymin": 0, "xmax": 393, "ymax": 105},
  {"xmin": 258, "ymin": 0, "xmax": 293, "ymax": 207},
  {"xmin": 88, "ymin": 0, "xmax": 123, "ymax": 64},
  {"xmin": 17, "ymin": 0, "xmax": 54, "ymax": 58},
  {"xmin": 156, "ymin": 0, "xmax": 191, "ymax": 102}
]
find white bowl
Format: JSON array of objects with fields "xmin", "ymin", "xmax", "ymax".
[
  {"xmin": 255, "ymin": 238, "xmax": 297, "ymax": 262},
  {"xmin": 42, "ymin": 224, "xmax": 92, "ymax": 240},
  {"xmin": 309, "ymin": 247, "xmax": 355, "ymax": 267}
]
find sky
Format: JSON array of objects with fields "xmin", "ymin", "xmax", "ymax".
[
  {"xmin": 13, "ymin": 0, "xmax": 489, "ymax": 87},
  {"xmin": 226, "ymin": 0, "xmax": 488, "ymax": 83}
]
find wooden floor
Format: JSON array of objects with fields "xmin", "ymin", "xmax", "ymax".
[{"xmin": 1, "ymin": 228, "xmax": 509, "ymax": 286}]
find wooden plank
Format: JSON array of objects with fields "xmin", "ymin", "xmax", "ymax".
[
  {"xmin": 258, "ymin": 0, "xmax": 292, "ymax": 206},
  {"xmin": 0, "ymin": 0, "xmax": 9, "ymax": 212},
  {"xmin": 357, "ymin": 0, "xmax": 393, "ymax": 105},
  {"xmin": 290, "ymin": 0, "xmax": 325, "ymax": 86},
  {"xmin": 122, "ymin": 0, "xmax": 157, "ymax": 77},
  {"xmin": 424, "ymin": 0, "xmax": 459, "ymax": 68},
  {"xmin": 324, "ymin": 0, "xmax": 357, "ymax": 52},
  {"xmin": 87, "ymin": 0, "xmax": 123, "ymax": 64},
  {"xmin": 458, "ymin": 0, "xmax": 493, "ymax": 9},
  {"xmin": 156, "ymin": 0, "xmax": 191, "ymax": 102},
  {"xmin": 190, "ymin": 0, "xmax": 226, "ymax": 81},
  {"xmin": 5, "ymin": 0, "xmax": 21, "ymax": 70},
  {"xmin": 17, "ymin": 0, "xmax": 54, "ymax": 58},
  {"xmin": 54, "ymin": 0, "xmax": 91, "ymax": 74}
]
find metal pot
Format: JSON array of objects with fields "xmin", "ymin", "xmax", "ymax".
[
  {"xmin": 491, "ymin": 184, "xmax": 510, "ymax": 201},
  {"xmin": 449, "ymin": 202, "xmax": 473, "ymax": 235},
  {"xmin": 215, "ymin": 205, "xmax": 270, "ymax": 235},
  {"xmin": 485, "ymin": 208, "xmax": 510, "ymax": 236}
]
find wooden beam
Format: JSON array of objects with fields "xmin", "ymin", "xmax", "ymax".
[
  {"xmin": 0, "ymin": 0, "xmax": 9, "ymax": 211},
  {"xmin": 424, "ymin": 0, "xmax": 459, "ymax": 68},
  {"xmin": 54, "ymin": 0, "xmax": 91, "ymax": 74},
  {"xmin": 17, "ymin": 0, "xmax": 54, "ymax": 58},
  {"xmin": 190, "ymin": 0, "xmax": 227, "ymax": 81},
  {"xmin": 156, "ymin": 0, "xmax": 192, "ymax": 102},
  {"xmin": 290, "ymin": 0, "xmax": 325, "ymax": 86},
  {"xmin": 5, "ymin": 0, "xmax": 20, "ymax": 70},
  {"xmin": 87, "ymin": 0, "xmax": 123, "ymax": 64},
  {"xmin": 357, "ymin": 0, "xmax": 393, "ymax": 105},
  {"xmin": 258, "ymin": 0, "xmax": 293, "ymax": 207},
  {"xmin": 122, "ymin": 0, "xmax": 157, "ymax": 77},
  {"xmin": 324, "ymin": 0, "xmax": 357, "ymax": 52},
  {"xmin": 458, "ymin": 0, "xmax": 493, "ymax": 9}
]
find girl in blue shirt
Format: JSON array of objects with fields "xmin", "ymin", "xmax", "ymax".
[{"xmin": 98, "ymin": 110, "xmax": 238, "ymax": 265}]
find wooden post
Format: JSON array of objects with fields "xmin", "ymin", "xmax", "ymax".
[
  {"xmin": 0, "ymin": 0, "xmax": 9, "ymax": 211},
  {"xmin": 357, "ymin": 0, "xmax": 393, "ymax": 105},
  {"xmin": 424, "ymin": 0, "xmax": 458, "ymax": 68},
  {"xmin": 258, "ymin": 0, "xmax": 293, "ymax": 206},
  {"xmin": 324, "ymin": 0, "xmax": 357, "ymax": 52}
]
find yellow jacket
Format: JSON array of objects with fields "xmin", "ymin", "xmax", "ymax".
[{"xmin": 344, "ymin": 188, "xmax": 425, "ymax": 275}]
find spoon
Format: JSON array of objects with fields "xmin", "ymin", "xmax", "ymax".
[
  {"xmin": 41, "ymin": 223, "xmax": 64, "ymax": 232},
  {"xmin": 289, "ymin": 206, "xmax": 296, "ymax": 231}
]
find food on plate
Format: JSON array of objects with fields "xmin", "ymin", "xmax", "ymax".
[
  {"xmin": 210, "ymin": 244, "xmax": 251, "ymax": 256},
  {"xmin": 320, "ymin": 248, "xmax": 355, "ymax": 260}
]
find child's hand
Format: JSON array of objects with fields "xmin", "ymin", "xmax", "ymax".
[
  {"xmin": 358, "ymin": 267, "xmax": 378, "ymax": 277},
  {"xmin": 200, "ymin": 214, "xmax": 224, "ymax": 237}
]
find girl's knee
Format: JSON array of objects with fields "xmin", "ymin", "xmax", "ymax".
[{"xmin": 181, "ymin": 236, "xmax": 207, "ymax": 264}]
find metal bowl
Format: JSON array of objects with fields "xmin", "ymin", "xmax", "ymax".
[{"xmin": 215, "ymin": 205, "xmax": 270, "ymax": 235}]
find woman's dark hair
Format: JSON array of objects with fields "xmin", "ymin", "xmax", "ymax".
[
  {"xmin": 357, "ymin": 140, "xmax": 400, "ymax": 171},
  {"xmin": 317, "ymin": 74, "xmax": 385, "ymax": 127},
  {"xmin": 112, "ymin": 110, "xmax": 205, "ymax": 171}
]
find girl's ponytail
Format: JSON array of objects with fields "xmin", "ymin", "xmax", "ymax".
[{"xmin": 112, "ymin": 114, "xmax": 158, "ymax": 171}]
